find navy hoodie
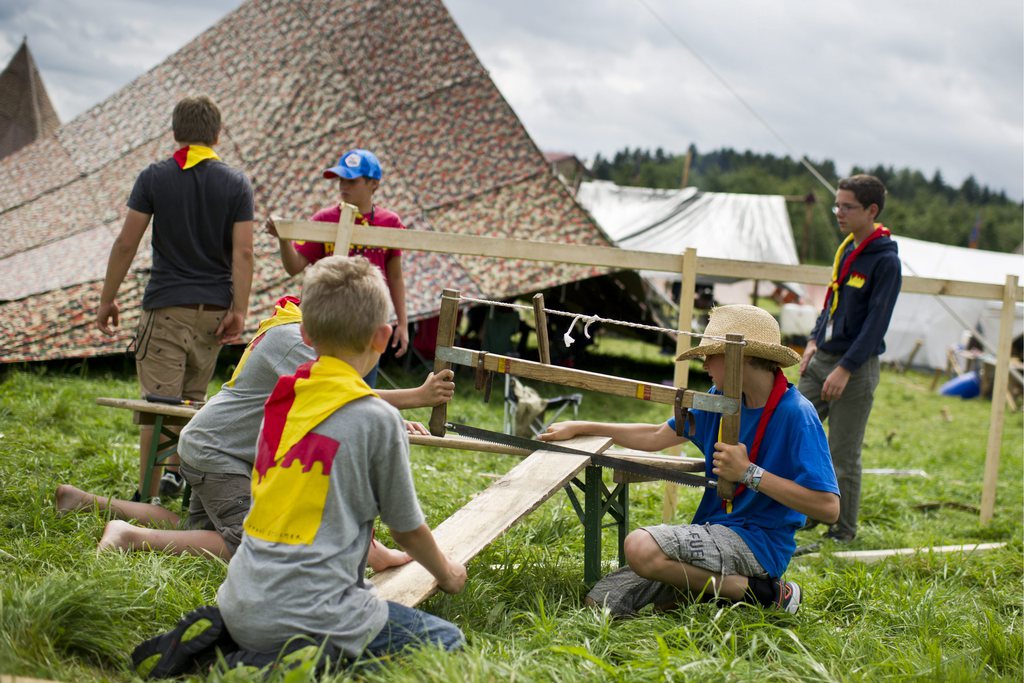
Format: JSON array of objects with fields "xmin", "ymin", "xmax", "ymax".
[{"xmin": 809, "ymin": 231, "xmax": 901, "ymax": 373}]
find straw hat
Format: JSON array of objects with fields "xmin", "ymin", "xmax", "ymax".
[{"xmin": 676, "ymin": 304, "xmax": 801, "ymax": 367}]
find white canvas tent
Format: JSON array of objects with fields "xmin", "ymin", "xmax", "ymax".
[
  {"xmin": 577, "ymin": 180, "xmax": 800, "ymax": 276},
  {"xmin": 882, "ymin": 236, "xmax": 1024, "ymax": 370},
  {"xmin": 575, "ymin": 179, "xmax": 805, "ymax": 329}
]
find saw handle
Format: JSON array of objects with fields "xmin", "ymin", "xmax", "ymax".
[{"xmin": 716, "ymin": 333, "xmax": 744, "ymax": 503}]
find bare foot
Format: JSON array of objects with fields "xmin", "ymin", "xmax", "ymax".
[
  {"xmin": 368, "ymin": 538, "xmax": 412, "ymax": 572},
  {"xmin": 97, "ymin": 519, "xmax": 135, "ymax": 553},
  {"xmin": 55, "ymin": 484, "xmax": 101, "ymax": 515}
]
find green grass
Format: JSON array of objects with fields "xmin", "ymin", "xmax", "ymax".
[{"xmin": 0, "ymin": 342, "xmax": 1021, "ymax": 682}]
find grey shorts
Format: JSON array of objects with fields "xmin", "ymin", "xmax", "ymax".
[
  {"xmin": 586, "ymin": 524, "xmax": 767, "ymax": 617},
  {"xmin": 644, "ymin": 523, "xmax": 767, "ymax": 577},
  {"xmin": 179, "ymin": 463, "xmax": 250, "ymax": 554}
]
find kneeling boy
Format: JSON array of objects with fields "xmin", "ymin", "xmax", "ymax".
[
  {"xmin": 217, "ymin": 256, "xmax": 466, "ymax": 660},
  {"xmin": 540, "ymin": 304, "xmax": 839, "ymax": 615}
]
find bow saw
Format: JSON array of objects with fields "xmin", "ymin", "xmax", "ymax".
[
  {"xmin": 427, "ymin": 288, "xmax": 747, "ymax": 502},
  {"xmin": 445, "ymin": 422, "xmax": 715, "ymax": 489}
]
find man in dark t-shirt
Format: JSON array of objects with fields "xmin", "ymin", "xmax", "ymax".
[{"xmin": 96, "ymin": 95, "xmax": 255, "ymax": 501}]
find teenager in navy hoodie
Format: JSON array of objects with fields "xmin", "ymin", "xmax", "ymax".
[{"xmin": 798, "ymin": 174, "xmax": 901, "ymax": 543}]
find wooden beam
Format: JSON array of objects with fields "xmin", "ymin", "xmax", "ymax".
[
  {"xmin": 272, "ymin": 221, "xmax": 1024, "ymax": 301},
  {"xmin": 407, "ymin": 433, "xmax": 704, "ymax": 472},
  {"xmin": 333, "ymin": 202, "xmax": 357, "ymax": 252},
  {"xmin": 373, "ymin": 434, "xmax": 613, "ymax": 607},
  {"xmin": 662, "ymin": 247, "xmax": 698, "ymax": 523},
  {"xmin": 794, "ymin": 542, "xmax": 1006, "ymax": 563},
  {"xmin": 980, "ymin": 274, "xmax": 1019, "ymax": 524},
  {"xmin": 435, "ymin": 345, "xmax": 739, "ymax": 414},
  {"xmin": 428, "ymin": 289, "xmax": 460, "ymax": 437}
]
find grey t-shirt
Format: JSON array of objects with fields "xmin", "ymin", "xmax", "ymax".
[
  {"xmin": 178, "ymin": 324, "xmax": 314, "ymax": 477},
  {"xmin": 216, "ymin": 396, "xmax": 424, "ymax": 656}
]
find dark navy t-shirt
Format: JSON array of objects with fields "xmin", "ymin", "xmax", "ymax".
[{"xmin": 128, "ymin": 157, "xmax": 254, "ymax": 310}]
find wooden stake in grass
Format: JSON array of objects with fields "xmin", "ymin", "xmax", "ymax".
[{"xmin": 533, "ymin": 292, "xmax": 551, "ymax": 365}]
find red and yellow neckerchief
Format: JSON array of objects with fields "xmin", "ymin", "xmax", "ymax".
[
  {"xmin": 822, "ymin": 224, "xmax": 890, "ymax": 317},
  {"xmin": 223, "ymin": 296, "xmax": 302, "ymax": 387},
  {"xmin": 172, "ymin": 145, "xmax": 220, "ymax": 170},
  {"xmin": 718, "ymin": 368, "xmax": 789, "ymax": 512}
]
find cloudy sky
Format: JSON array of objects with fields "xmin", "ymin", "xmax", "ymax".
[{"xmin": 2, "ymin": 0, "xmax": 1021, "ymax": 198}]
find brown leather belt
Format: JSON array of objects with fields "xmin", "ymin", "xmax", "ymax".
[{"xmin": 176, "ymin": 303, "xmax": 228, "ymax": 311}]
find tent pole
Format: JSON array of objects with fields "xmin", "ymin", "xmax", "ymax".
[
  {"xmin": 662, "ymin": 248, "xmax": 698, "ymax": 522},
  {"xmin": 979, "ymin": 274, "xmax": 1018, "ymax": 524}
]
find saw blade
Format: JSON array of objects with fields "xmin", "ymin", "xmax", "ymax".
[{"xmin": 445, "ymin": 422, "xmax": 715, "ymax": 489}]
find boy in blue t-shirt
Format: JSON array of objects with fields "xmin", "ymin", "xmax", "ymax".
[{"xmin": 540, "ymin": 305, "xmax": 839, "ymax": 615}]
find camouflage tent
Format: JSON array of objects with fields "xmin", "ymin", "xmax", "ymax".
[{"xmin": 0, "ymin": 0, "xmax": 609, "ymax": 362}]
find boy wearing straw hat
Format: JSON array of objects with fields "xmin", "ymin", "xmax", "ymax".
[{"xmin": 540, "ymin": 304, "xmax": 839, "ymax": 615}]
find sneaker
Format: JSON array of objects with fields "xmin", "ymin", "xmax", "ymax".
[
  {"xmin": 585, "ymin": 565, "xmax": 679, "ymax": 617},
  {"xmin": 130, "ymin": 605, "xmax": 236, "ymax": 679},
  {"xmin": 799, "ymin": 518, "xmax": 821, "ymax": 531},
  {"xmin": 775, "ymin": 580, "xmax": 801, "ymax": 614},
  {"xmin": 823, "ymin": 526, "xmax": 855, "ymax": 544},
  {"xmin": 792, "ymin": 542, "xmax": 821, "ymax": 557},
  {"xmin": 159, "ymin": 470, "xmax": 185, "ymax": 497}
]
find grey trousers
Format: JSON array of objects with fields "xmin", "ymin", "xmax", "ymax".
[{"xmin": 797, "ymin": 351, "xmax": 880, "ymax": 537}]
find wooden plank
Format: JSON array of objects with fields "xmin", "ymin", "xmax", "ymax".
[
  {"xmin": 980, "ymin": 274, "xmax": 1019, "ymax": 525},
  {"xmin": 408, "ymin": 433, "xmax": 704, "ymax": 471},
  {"xmin": 409, "ymin": 433, "xmax": 532, "ymax": 456},
  {"xmin": 95, "ymin": 397, "xmax": 198, "ymax": 420},
  {"xmin": 274, "ymin": 221, "xmax": 1022, "ymax": 302},
  {"xmin": 373, "ymin": 434, "xmax": 613, "ymax": 606},
  {"xmin": 435, "ymin": 346, "xmax": 740, "ymax": 414},
  {"xmin": 794, "ymin": 542, "xmax": 1006, "ymax": 563}
]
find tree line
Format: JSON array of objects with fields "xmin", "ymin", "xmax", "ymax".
[{"xmin": 590, "ymin": 146, "xmax": 1023, "ymax": 264}]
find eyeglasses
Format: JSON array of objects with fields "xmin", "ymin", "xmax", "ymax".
[{"xmin": 832, "ymin": 202, "xmax": 863, "ymax": 215}]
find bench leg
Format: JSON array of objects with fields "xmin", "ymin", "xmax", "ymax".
[
  {"xmin": 566, "ymin": 467, "xmax": 632, "ymax": 585},
  {"xmin": 583, "ymin": 465, "xmax": 603, "ymax": 585}
]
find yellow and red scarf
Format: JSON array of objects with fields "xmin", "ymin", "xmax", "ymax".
[
  {"xmin": 172, "ymin": 144, "xmax": 220, "ymax": 170},
  {"xmin": 822, "ymin": 224, "xmax": 890, "ymax": 317},
  {"xmin": 245, "ymin": 356, "xmax": 376, "ymax": 544},
  {"xmin": 223, "ymin": 296, "xmax": 303, "ymax": 388}
]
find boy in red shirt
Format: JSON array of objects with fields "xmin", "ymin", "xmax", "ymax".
[{"xmin": 268, "ymin": 149, "xmax": 408, "ymax": 375}]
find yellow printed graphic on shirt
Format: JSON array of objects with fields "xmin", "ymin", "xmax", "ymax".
[
  {"xmin": 245, "ymin": 356, "xmax": 375, "ymax": 545},
  {"xmin": 846, "ymin": 272, "xmax": 866, "ymax": 289},
  {"xmin": 245, "ymin": 431, "xmax": 338, "ymax": 545}
]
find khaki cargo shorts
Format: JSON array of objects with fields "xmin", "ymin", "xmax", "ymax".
[{"xmin": 134, "ymin": 305, "xmax": 226, "ymax": 401}]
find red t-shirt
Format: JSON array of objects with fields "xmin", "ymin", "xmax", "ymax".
[{"xmin": 294, "ymin": 205, "xmax": 405, "ymax": 279}]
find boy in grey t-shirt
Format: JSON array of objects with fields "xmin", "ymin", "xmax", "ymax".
[
  {"xmin": 57, "ymin": 298, "xmax": 454, "ymax": 570},
  {"xmin": 216, "ymin": 256, "xmax": 465, "ymax": 661}
]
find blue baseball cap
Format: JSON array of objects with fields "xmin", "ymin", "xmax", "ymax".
[{"xmin": 323, "ymin": 149, "xmax": 382, "ymax": 180}]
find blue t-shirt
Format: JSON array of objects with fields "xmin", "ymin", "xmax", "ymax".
[{"xmin": 668, "ymin": 385, "xmax": 838, "ymax": 577}]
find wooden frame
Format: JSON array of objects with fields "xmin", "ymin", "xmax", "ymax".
[{"xmin": 274, "ymin": 216, "xmax": 1023, "ymax": 523}]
